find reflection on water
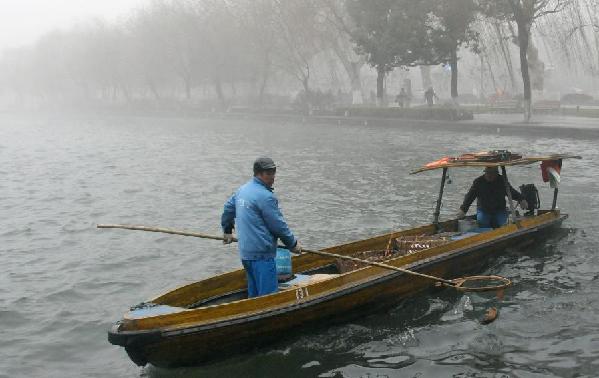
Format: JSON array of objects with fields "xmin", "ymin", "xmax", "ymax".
[{"xmin": 1, "ymin": 114, "xmax": 598, "ymax": 378}]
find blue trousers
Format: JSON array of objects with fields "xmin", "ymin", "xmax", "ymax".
[
  {"xmin": 477, "ymin": 209, "xmax": 508, "ymax": 228},
  {"xmin": 242, "ymin": 259, "xmax": 278, "ymax": 298}
]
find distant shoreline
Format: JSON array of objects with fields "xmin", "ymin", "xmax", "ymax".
[{"xmin": 2, "ymin": 108, "xmax": 598, "ymax": 139}]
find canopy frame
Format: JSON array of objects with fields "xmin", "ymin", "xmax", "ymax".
[
  {"xmin": 500, "ymin": 165, "xmax": 519, "ymax": 226},
  {"xmin": 432, "ymin": 167, "xmax": 448, "ymax": 230},
  {"xmin": 411, "ymin": 154, "xmax": 581, "ymax": 174},
  {"xmin": 416, "ymin": 153, "xmax": 581, "ymax": 226}
]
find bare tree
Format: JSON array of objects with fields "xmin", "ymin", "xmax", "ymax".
[
  {"xmin": 236, "ymin": 0, "xmax": 278, "ymax": 105},
  {"xmin": 321, "ymin": 0, "xmax": 366, "ymax": 104},
  {"xmin": 482, "ymin": 0, "xmax": 571, "ymax": 122},
  {"xmin": 271, "ymin": 0, "xmax": 323, "ymax": 111}
]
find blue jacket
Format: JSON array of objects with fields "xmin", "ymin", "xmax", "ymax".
[{"xmin": 221, "ymin": 177, "xmax": 297, "ymax": 260}]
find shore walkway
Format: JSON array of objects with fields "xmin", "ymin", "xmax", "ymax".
[{"xmin": 473, "ymin": 113, "xmax": 599, "ymax": 130}]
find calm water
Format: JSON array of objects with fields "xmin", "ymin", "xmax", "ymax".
[{"xmin": 1, "ymin": 113, "xmax": 598, "ymax": 378}]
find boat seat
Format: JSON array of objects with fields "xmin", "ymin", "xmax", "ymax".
[
  {"xmin": 279, "ymin": 274, "xmax": 338, "ymax": 290},
  {"xmin": 125, "ymin": 304, "xmax": 187, "ymax": 319},
  {"xmin": 450, "ymin": 228, "xmax": 493, "ymax": 240}
]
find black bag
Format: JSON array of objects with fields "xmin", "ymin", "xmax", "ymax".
[{"xmin": 519, "ymin": 184, "xmax": 540, "ymax": 215}]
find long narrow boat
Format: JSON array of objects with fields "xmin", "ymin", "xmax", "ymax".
[{"xmin": 107, "ymin": 152, "xmax": 580, "ymax": 367}]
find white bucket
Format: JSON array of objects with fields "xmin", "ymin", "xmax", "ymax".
[{"xmin": 458, "ymin": 219, "xmax": 477, "ymax": 232}]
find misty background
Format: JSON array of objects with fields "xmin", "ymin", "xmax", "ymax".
[{"xmin": 0, "ymin": 0, "xmax": 597, "ymax": 117}]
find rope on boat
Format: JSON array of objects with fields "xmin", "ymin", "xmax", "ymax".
[{"xmin": 299, "ymin": 247, "xmax": 511, "ymax": 292}]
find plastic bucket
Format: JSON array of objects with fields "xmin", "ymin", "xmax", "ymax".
[{"xmin": 275, "ymin": 248, "xmax": 292, "ymax": 280}]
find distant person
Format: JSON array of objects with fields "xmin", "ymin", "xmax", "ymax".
[
  {"xmin": 424, "ymin": 87, "xmax": 439, "ymax": 107},
  {"xmin": 221, "ymin": 157, "xmax": 302, "ymax": 298},
  {"xmin": 456, "ymin": 166, "xmax": 528, "ymax": 228},
  {"xmin": 395, "ymin": 88, "xmax": 409, "ymax": 108}
]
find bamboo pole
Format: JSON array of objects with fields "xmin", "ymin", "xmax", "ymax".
[
  {"xmin": 97, "ymin": 224, "xmax": 510, "ymax": 291},
  {"xmin": 97, "ymin": 223, "xmax": 238, "ymax": 242},
  {"xmin": 97, "ymin": 223, "xmax": 457, "ymax": 286}
]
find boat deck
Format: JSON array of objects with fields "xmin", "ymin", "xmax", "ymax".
[{"xmin": 125, "ymin": 224, "xmax": 501, "ymax": 319}]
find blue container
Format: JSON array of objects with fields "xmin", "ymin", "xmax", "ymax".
[{"xmin": 275, "ymin": 248, "xmax": 292, "ymax": 279}]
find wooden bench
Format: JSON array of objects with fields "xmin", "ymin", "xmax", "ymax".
[
  {"xmin": 489, "ymin": 100, "xmax": 521, "ymax": 113},
  {"xmin": 533, "ymin": 100, "xmax": 561, "ymax": 113}
]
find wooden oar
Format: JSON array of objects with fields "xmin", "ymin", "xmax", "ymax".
[
  {"xmin": 97, "ymin": 223, "xmax": 240, "ymax": 242},
  {"xmin": 96, "ymin": 223, "xmax": 509, "ymax": 291}
]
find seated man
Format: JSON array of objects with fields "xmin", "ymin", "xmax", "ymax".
[{"xmin": 457, "ymin": 166, "xmax": 528, "ymax": 228}]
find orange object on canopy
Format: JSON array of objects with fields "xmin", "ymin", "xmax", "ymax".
[{"xmin": 411, "ymin": 153, "xmax": 581, "ymax": 174}]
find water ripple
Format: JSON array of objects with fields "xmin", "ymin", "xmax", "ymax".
[{"xmin": 1, "ymin": 114, "xmax": 598, "ymax": 378}]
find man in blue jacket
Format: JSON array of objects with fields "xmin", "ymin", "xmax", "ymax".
[{"xmin": 221, "ymin": 157, "xmax": 302, "ymax": 298}]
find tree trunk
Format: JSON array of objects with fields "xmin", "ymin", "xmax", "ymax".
[
  {"xmin": 184, "ymin": 77, "xmax": 191, "ymax": 100},
  {"xmin": 213, "ymin": 76, "xmax": 227, "ymax": 110},
  {"xmin": 479, "ymin": 54, "xmax": 485, "ymax": 102},
  {"xmin": 332, "ymin": 47, "xmax": 363, "ymax": 105},
  {"xmin": 258, "ymin": 73, "xmax": 268, "ymax": 106},
  {"xmin": 120, "ymin": 83, "xmax": 131, "ymax": 103},
  {"xmin": 450, "ymin": 46, "xmax": 459, "ymax": 106},
  {"xmin": 420, "ymin": 65, "xmax": 432, "ymax": 90},
  {"xmin": 516, "ymin": 21, "xmax": 532, "ymax": 123},
  {"xmin": 483, "ymin": 51, "xmax": 499, "ymax": 95},
  {"xmin": 146, "ymin": 77, "xmax": 161, "ymax": 101},
  {"xmin": 376, "ymin": 66, "xmax": 385, "ymax": 107},
  {"xmin": 329, "ymin": 38, "xmax": 364, "ymax": 105},
  {"xmin": 349, "ymin": 62, "xmax": 364, "ymax": 105},
  {"xmin": 494, "ymin": 22, "xmax": 517, "ymax": 92},
  {"xmin": 258, "ymin": 61, "xmax": 270, "ymax": 106},
  {"xmin": 301, "ymin": 75, "xmax": 311, "ymax": 114}
]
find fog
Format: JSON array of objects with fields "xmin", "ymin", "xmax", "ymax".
[
  {"xmin": 0, "ymin": 0, "xmax": 142, "ymax": 50},
  {"xmin": 0, "ymin": 0, "xmax": 597, "ymax": 117}
]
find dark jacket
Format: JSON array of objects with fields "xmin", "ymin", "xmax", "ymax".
[
  {"xmin": 460, "ymin": 174, "xmax": 523, "ymax": 214},
  {"xmin": 221, "ymin": 177, "xmax": 297, "ymax": 260}
]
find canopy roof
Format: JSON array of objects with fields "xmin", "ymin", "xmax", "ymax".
[{"xmin": 411, "ymin": 153, "xmax": 581, "ymax": 174}]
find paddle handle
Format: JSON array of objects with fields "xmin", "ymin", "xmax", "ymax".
[
  {"xmin": 97, "ymin": 224, "xmax": 239, "ymax": 242},
  {"xmin": 96, "ymin": 223, "xmax": 456, "ymax": 286}
]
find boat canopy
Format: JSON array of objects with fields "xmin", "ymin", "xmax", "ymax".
[{"xmin": 411, "ymin": 152, "xmax": 581, "ymax": 174}]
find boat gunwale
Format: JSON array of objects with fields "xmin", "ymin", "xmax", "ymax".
[
  {"xmin": 138, "ymin": 221, "xmax": 445, "ymax": 311},
  {"xmin": 163, "ymin": 214, "xmax": 563, "ymax": 335},
  {"xmin": 143, "ymin": 223, "xmax": 440, "ymax": 309},
  {"xmin": 115, "ymin": 211, "xmax": 565, "ymax": 336}
]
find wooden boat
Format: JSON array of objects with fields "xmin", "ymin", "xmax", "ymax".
[{"xmin": 107, "ymin": 152, "xmax": 580, "ymax": 367}]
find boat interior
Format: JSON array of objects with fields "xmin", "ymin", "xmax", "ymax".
[{"xmin": 125, "ymin": 211, "xmax": 548, "ymax": 319}]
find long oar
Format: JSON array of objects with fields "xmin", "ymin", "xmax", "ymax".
[{"xmin": 97, "ymin": 223, "xmax": 510, "ymax": 292}]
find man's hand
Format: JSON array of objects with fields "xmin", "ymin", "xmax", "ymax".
[
  {"xmin": 223, "ymin": 233, "xmax": 234, "ymax": 244},
  {"xmin": 291, "ymin": 241, "xmax": 302, "ymax": 254},
  {"xmin": 456, "ymin": 209, "xmax": 466, "ymax": 219},
  {"xmin": 519, "ymin": 200, "xmax": 528, "ymax": 210}
]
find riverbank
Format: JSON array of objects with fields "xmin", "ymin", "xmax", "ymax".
[
  {"xmin": 194, "ymin": 110, "xmax": 599, "ymax": 140},
  {"xmin": 3, "ymin": 106, "xmax": 598, "ymax": 139}
]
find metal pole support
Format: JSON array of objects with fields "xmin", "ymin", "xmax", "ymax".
[
  {"xmin": 501, "ymin": 166, "xmax": 519, "ymax": 227},
  {"xmin": 433, "ymin": 167, "xmax": 448, "ymax": 230}
]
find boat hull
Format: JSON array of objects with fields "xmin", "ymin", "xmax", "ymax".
[{"xmin": 110, "ymin": 213, "xmax": 566, "ymax": 367}]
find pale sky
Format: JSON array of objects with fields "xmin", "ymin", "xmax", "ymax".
[{"xmin": 0, "ymin": 0, "xmax": 145, "ymax": 51}]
